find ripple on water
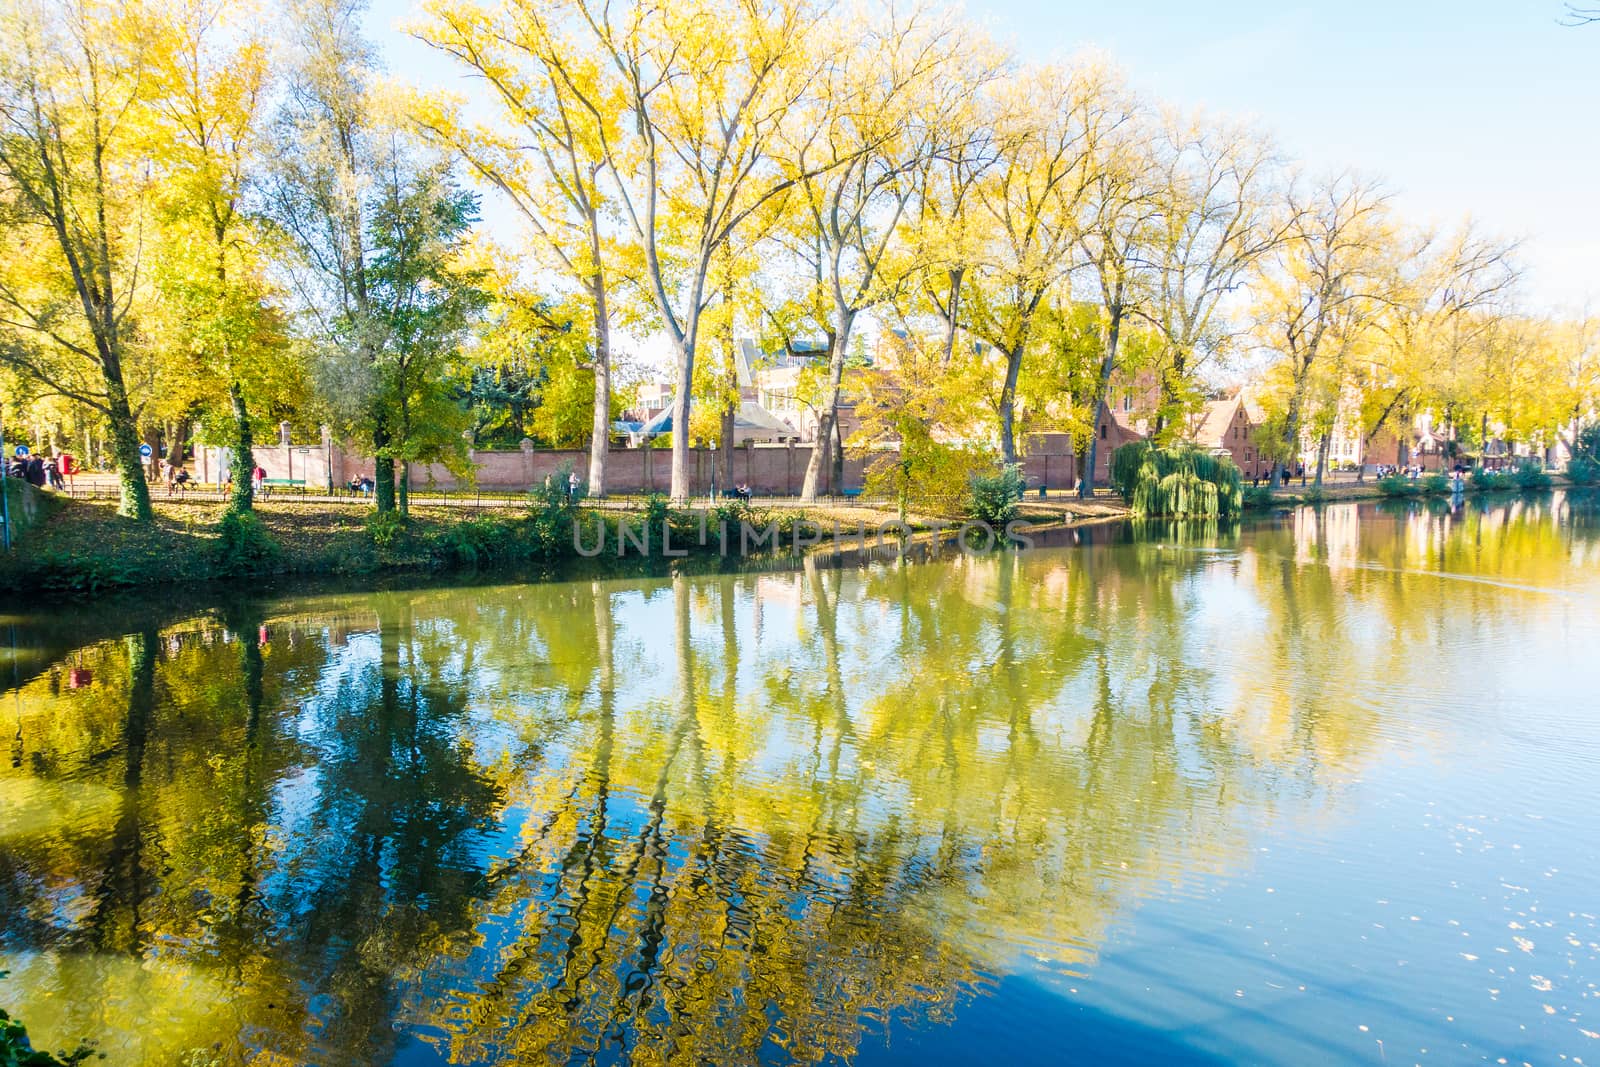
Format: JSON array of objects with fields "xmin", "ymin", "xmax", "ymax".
[{"xmin": 0, "ymin": 776, "xmax": 123, "ymax": 843}]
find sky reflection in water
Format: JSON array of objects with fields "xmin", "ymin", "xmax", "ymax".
[{"xmin": 2, "ymin": 493, "xmax": 1599, "ymax": 1065}]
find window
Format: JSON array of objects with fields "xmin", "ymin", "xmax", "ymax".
[{"xmin": 1100, "ymin": 423, "xmax": 1107, "ymax": 440}]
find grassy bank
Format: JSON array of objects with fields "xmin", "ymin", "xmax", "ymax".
[{"xmin": 0, "ymin": 492, "xmax": 1101, "ymax": 597}]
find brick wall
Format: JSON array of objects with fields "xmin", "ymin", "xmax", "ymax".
[{"xmin": 197, "ymin": 438, "xmax": 870, "ymax": 496}]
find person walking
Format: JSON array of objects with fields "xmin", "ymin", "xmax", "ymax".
[
  {"xmin": 252, "ymin": 465, "xmax": 267, "ymax": 497},
  {"xmin": 44, "ymin": 458, "xmax": 63, "ymax": 490},
  {"xmin": 25, "ymin": 455, "xmax": 45, "ymax": 488}
]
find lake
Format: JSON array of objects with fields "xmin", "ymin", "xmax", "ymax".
[{"xmin": 2, "ymin": 494, "xmax": 1598, "ymax": 1065}]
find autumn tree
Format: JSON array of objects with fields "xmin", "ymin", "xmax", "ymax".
[
  {"xmin": 0, "ymin": 0, "xmax": 156, "ymax": 518},
  {"xmin": 1250, "ymin": 173, "xmax": 1390, "ymax": 488},
  {"xmin": 960, "ymin": 64, "xmax": 1107, "ymax": 467},
  {"xmin": 1142, "ymin": 114, "xmax": 1287, "ymax": 438},
  {"xmin": 1076, "ymin": 83, "xmax": 1161, "ymax": 497},
  {"xmin": 409, "ymin": 0, "xmax": 621, "ymax": 494},
  {"xmin": 352, "ymin": 164, "xmax": 487, "ymax": 515},
  {"xmin": 145, "ymin": 0, "xmax": 294, "ymax": 513},
  {"xmin": 1356, "ymin": 222, "xmax": 1517, "ymax": 474},
  {"xmin": 576, "ymin": 0, "xmax": 841, "ymax": 501},
  {"xmin": 780, "ymin": 5, "xmax": 976, "ymax": 500},
  {"xmin": 269, "ymin": 0, "xmax": 401, "ymax": 511}
]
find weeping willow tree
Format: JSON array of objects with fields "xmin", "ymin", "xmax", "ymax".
[{"xmin": 1111, "ymin": 441, "xmax": 1244, "ymax": 517}]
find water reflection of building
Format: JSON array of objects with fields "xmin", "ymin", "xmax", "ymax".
[{"xmin": 1292, "ymin": 502, "xmax": 1362, "ymax": 571}]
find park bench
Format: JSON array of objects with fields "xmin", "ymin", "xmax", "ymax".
[
  {"xmin": 841, "ymin": 487, "xmax": 862, "ymax": 498},
  {"xmin": 261, "ymin": 478, "xmax": 307, "ymax": 496}
]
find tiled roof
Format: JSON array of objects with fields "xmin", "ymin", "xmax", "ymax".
[{"xmin": 1190, "ymin": 397, "xmax": 1241, "ymax": 447}]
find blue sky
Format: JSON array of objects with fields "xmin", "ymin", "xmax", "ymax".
[{"xmin": 366, "ymin": 0, "xmax": 1600, "ymax": 311}]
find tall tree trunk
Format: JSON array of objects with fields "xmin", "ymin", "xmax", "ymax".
[
  {"xmin": 719, "ymin": 399, "xmax": 735, "ymax": 493},
  {"xmin": 832, "ymin": 415, "xmax": 845, "ymax": 494},
  {"xmin": 998, "ymin": 341, "xmax": 1025, "ymax": 468},
  {"xmin": 940, "ymin": 268, "xmax": 964, "ymax": 368},
  {"xmin": 1080, "ymin": 300, "xmax": 1124, "ymax": 499},
  {"xmin": 398, "ymin": 462, "xmax": 410, "ymax": 517},
  {"xmin": 372, "ymin": 419, "xmax": 396, "ymax": 514},
  {"xmin": 229, "ymin": 380, "xmax": 255, "ymax": 514},
  {"xmin": 588, "ymin": 282, "xmax": 611, "ymax": 496},
  {"xmin": 669, "ymin": 343, "xmax": 694, "ymax": 503},
  {"xmin": 801, "ymin": 311, "xmax": 854, "ymax": 501},
  {"xmin": 1272, "ymin": 370, "xmax": 1309, "ymax": 490},
  {"xmin": 1314, "ymin": 430, "xmax": 1331, "ymax": 488},
  {"xmin": 105, "ymin": 376, "xmax": 152, "ymax": 520}
]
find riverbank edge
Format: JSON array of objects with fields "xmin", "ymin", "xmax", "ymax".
[
  {"xmin": 0, "ymin": 493, "xmax": 1129, "ymax": 599},
  {"xmin": 1242, "ymin": 475, "xmax": 1591, "ymax": 508}
]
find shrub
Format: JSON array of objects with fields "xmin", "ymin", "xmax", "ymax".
[
  {"xmin": 1377, "ymin": 474, "xmax": 1420, "ymax": 497},
  {"xmin": 36, "ymin": 550, "xmax": 138, "ymax": 594},
  {"xmin": 1567, "ymin": 456, "xmax": 1600, "ymax": 485},
  {"xmin": 1470, "ymin": 466, "xmax": 1513, "ymax": 492},
  {"xmin": 713, "ymin": 498, "xmax": 754, "ymax": 529},
  {"xmin": 1512, "ymin": 459, "xmax": 1552, "ymax": 490},
  {"xmin": 367, "ymin": 508, "xmax": 406, "ymax": 549},
  {"xmin": 436, "ymin": 515, "xmax": 512, "ymax": 566},
  {"xmin": 1111, "ymin": 442, "xmax": 1243, "ymax": 517},
  {"xmin": 1242, "ymin": 484, "xmax": 1275, "ymax": 510},
  {"xmin": 526, "ymin": 462, "xmax": 582, "ymax": 556},
  {"xmin": 1420, "ymin": 473, "xmax": 1450, "ymax": 495},
  {"xmin": 968, "ymin": 464, "xmax": 1024, "ymax": 527},
  {"xmin": 864, "ymin": 413, "xmax": 993, "ymax": 519},
  {"xmin": 1573, "ymin": 423, "xmax": 1600, "ymax": 462},
  {"xmin": 215, "ymin": 509, "xmax": 280, "ymax": 573},
  {"xmin": 642, "ymin": 492, "xmax": 675, "ymax": 533}
]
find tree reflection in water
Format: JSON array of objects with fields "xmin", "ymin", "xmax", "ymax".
[{"xmin": 1, "ymin": 494, "xmax": 1596, "ymax": 1064}]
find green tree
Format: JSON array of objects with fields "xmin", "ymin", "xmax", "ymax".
[
  {"xmin": 354, "ymin": 167, "xmax": 487, "ymax": 515},
  {"xmin": 270, "ymin": 0, "xmax": 399, "ymax": 512}
]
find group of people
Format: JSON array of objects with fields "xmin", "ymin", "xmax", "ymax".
[
  {"xmin": 216, "ymin": 463, "xmax": 271, "ymax": 495},
  {"xmin": 1249, "ymin": 464, "xmax": 1307, "ymax": 489},
  {"xmin": 1374, "ymin": 464, "xmax": 1428, "ymax": 479},
  {"xmin": 5, "ymin": 453, "xmax": 65, "ymax": 490},
  {"xmin": 162, "ymin": 459, "xmax": 194, "ymax": 493}
]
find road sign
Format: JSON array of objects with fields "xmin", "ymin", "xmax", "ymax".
[
  {"xmin": 13, "ymin": 445, "xmax": 28, "ymax": 458},
  {"xmin": 139, "ymin": 443, "xmax": 153, "ymax": 459}
]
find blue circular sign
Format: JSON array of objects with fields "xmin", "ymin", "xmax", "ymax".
[
  {"xmin": 13, "ymin": 445, "xmax": 28, "ymax": 458},
  {"xmin": 139, "ymin": 443, "xmax": 153, "ymax": 459}
]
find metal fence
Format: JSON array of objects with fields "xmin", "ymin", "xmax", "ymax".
[{"xmin": 55, "ymin": 482, "xmax": 904, "ymax": 510}]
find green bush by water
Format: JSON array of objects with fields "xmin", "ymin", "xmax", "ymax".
[
  {"xmin": 1241, "ymin": 485, "xmax": 1276, "ymax": 510},
  {"xmin": 1377, "ymin": 474, "xmax": 1421, "ymax": 496},
  {"xmin": 1512, "ymin": 460, "xmax": 1552, "ymax": 490},
  {"xmin": 968, "ymin": 465, "xmax": 1024, "ymax": 527},
  {"xmin": 1568, "ymin": 457, "xmax": 1600, "ymax": 485},
  {"xmin": 215, "ymin": 509, "xmax": 281, "ymax": 573},
  {"xmin": 1111, "ymin": 443, "xmax": 1243, "ymax": 518}
]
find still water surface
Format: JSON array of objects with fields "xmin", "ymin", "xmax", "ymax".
[{"xmin": 2, "ymin": 495, "xmax": 1599, "ymax": 1065}]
